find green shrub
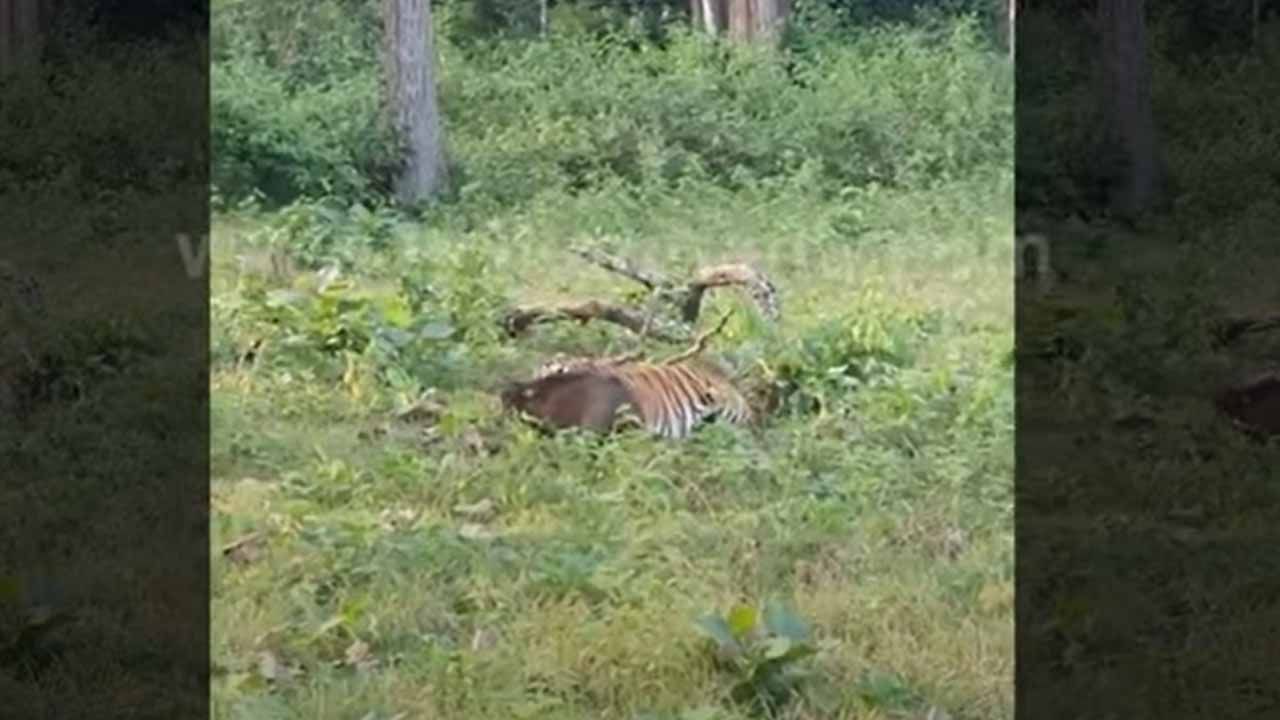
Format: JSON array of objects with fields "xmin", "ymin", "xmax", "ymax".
[
  {"xmin": 1019, "ymin": 5, "xmax": 1280, "ymax": 223},
  {"xmin": 0, "ymin": 36, "xmax": 204, "ymax": 193},
  {"xmin": 212, "ymin": 1, "xmax": 1012, "ymax": 208}
]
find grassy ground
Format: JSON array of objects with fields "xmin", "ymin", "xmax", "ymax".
[{"xmin": 210, "ymin": 170, "xmax": 1015, "ymax": 719}]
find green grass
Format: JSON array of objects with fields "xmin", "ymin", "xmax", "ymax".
[{"xmin": 210, "ymin": 169, "xmax": 1015, "ymax": 719}]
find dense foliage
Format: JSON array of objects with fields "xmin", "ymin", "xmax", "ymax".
[
  {"xmin": 211, "ymin": 0, "xmax": 1011, "ymax": 208},
  {"xmin": 1018, "ymin": 2, "xmax": 1280, "ymax": 233}
]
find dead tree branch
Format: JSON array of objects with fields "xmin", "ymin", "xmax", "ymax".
[
  {"xmin": 501, "ymin": 246, "xmax": 778, "ymax": 347},
  {"xmin": 568, "ymin": 246, "xmax": 780, "ymax": 323},
  {"xmin": 569, "ymin": 246, "xmax": 673, "ymax": 291},
  {"xmin": 500, "ymin": 300, "xmax": 691, "ymax": 343},
  {"xmin": 683, "ymin": 262, "xmax": 780, "ymax": 323},
  {"xmin": 1212, "ymin": 313, "xmax": 1280, "ymax": 347}
]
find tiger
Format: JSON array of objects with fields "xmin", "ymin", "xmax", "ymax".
[{"xmin": 502, "ymin": 355, "xmax": 754, "ymax": 439}]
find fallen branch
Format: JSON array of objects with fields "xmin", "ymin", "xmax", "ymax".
[
  {"xmin": 501, "ymin": 247, "xmax": 778, "ymax": 353},
  {"xmin": 569, "ymin": 246, "xmax": 780, "ymax": 324},
  {"xmin": 684, "ymin": 262, "xmax": 780, "ymax": 323},
  {"xmin": 1211, "ymin": 314, "xmax": 1280, "ymax": 347},
  {"xmin": 569, "ymin": 246, "xmax": 673, "ymax": 291},
  {"xmin": 500, "ymin": 300, "xmax": 691, "ymax": 343}
]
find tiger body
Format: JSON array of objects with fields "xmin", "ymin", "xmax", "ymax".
[{"xmin": 503, "ymin": 355, "xmax": 753, "ymax": 439}]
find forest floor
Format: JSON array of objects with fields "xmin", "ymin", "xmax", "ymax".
[{"xmin": 209, "ymin": 172, "xmax": 1016, "ymax": 720}]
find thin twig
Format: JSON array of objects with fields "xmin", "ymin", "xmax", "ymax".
[
  {"xmin": 569, "ymin": 246, "xmax": 671, "ymax": 290},
  {"xmin": 663, "ymin": 309, "xmax": 734, "ymax": 365},
  {"xmin": 1212, "ymin": 314, "xmax": 1280, "ymax": 347},
  {"xmin": 500, "ymin": 300, "xmax": 690, "ymax": 343},
  {"xmin": 636, "ymin": 287, "xmax": 663, "ymax": 343}
]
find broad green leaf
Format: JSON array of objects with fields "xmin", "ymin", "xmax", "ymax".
[
  {"xmin": 419, "ymin": 321, "xmax": 455, "ymax": 340},
  {"xmin": 377, "ymin": 297, "xmax": 413, "ymax": 328},
  {"xmin": 763, "ymin": 636, "xmax": 792, "ymax": 659},
  {"xmin": 727, "ymin": 605, "xmax": 759, "ymax": 639},
  {"xmin": 779, "ymin": 643, "xmax": 817, "ymax": 663},
  {"xmin": 763, "ymin": 600, "xmax": 809, "ymax": 643},
  {"xmin": 371, "ymin": 325, "xmax": 407, "ymax": 347},
  {"xmin": 693, "ymin": 613, "xmax": 739, "ymax": 653},
  {"xmin": 339, "ymin": 595, "xmax": 368, "ymax": 626}
]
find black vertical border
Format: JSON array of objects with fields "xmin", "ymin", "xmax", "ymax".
[
  {"xmin": 1016, "ymin": 1, "xmax": 1280, "ymax": 718},
  {"xmin": 0, "ymin": 2, "xmax": 210, "ymax": 716}
]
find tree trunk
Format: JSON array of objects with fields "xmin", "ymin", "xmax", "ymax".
[
  {"xmin": 725, "ymin": 0, "xmax": 787, "ymax": 44},
  {"xmin": 0, "ymin": 0, "xmax": 43, "ymax": 76},
  {"xmin": 692, "ymin": 0, "xmax": 727, "ymax": 36},
  {"xmin": 1097, "ymin": 0, "xmax": 1162, "ymax": 219},
  {"xmin": 1253, "ymin": 0, "xmax": 1261, "ymax": 46},
  {"xmin": 754, "ymin": 0, "xmax": 787, "ymax": 44},
  {"xmin": 1006, "ymin": 0, "xmax": 1016, "ymax": 61},
  {"xmin": 0, "ymin": 2, "xmax": 11, "ymax": 74},
  {"xmin": 727, "ymin": 0, "xmax": 752, "ymax": 42},
  {"xmin": 382, "ymin": 0, "xmax": 449, "ymax": 205}
]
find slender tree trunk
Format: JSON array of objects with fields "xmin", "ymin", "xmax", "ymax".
[
  {"xmin": 1097, "ymin": 0, "xmax": 1162, "ymax": 218},
  {"xmin": 540, "ymin": 0, "xmax": 548, "ymax": 38},
  {"xmin": 0, "ymin": 0, "xmax": 43, "ymax": 76},
  {"xmin": 754, "ymin": 0, "xmax": 787, "ymax": 44},
  {"xmin": 0, "ymin": 2, "xmax": 11, "ymax": 74},
  {"xmin": 382, "ymin": 0, "xmax": 449, "ymax": 204},
  {"xmin": 692, "ymin": 0, "xmax": 727, "ymax": 36},
  {"xmin": 727, "ymin": 0, "xmax": 753, "ymax": 42},
  {"xmin": 1007, "ymin": 0, "xmax": 1016, "ymax": 61},
  {"xmin": 724, "ymin": 0, "xmax": 786, "ymax": 44},
  {"xmin": 1253, "ymin": 0, "xmax": 1261, "ymax": 46}
]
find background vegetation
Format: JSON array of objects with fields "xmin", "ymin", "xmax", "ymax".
[
  {"xmin": 1017, "ymin": 3, "xmax": 1280, "ymax": 716},
  {"xmin": 208, "ymin": 0, "xmax": 1014, "ymax": 718}
]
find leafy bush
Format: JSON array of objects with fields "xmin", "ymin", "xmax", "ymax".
[
  {"xmin": 0, "ymin": 33, "xmax": 204, "ymax": 193},
  {"xmin": 758, "ymin": 287, "xmax": 941, "ymax": 417},
  {"xmin": 212, "ymin": 55, "xmax": 396, "ymax": 205},
  {"xmin": 695, "ymin": 601, "xmax": 820, "ymax": 716},
  {"xmin": 241, "ymin": 197, "xmax": 402, "ymax": 271},
  {"xmin": 212, "ymin": 0, "xmax": 1011, "ymax": 208},
  {"xmin": 1019, "ymin": 5, "xmax": 1280, "ymax": 223}
]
